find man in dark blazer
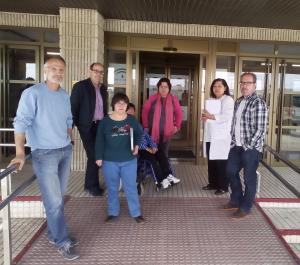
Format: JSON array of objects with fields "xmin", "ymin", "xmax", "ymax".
[{"xmin": 71, "ymin": 63, "xmax": 108, "ymax": 196}]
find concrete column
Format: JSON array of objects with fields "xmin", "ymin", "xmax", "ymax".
[{"xmin": 59, "ymin": 7, "xmax": 105, "ymax": 170}]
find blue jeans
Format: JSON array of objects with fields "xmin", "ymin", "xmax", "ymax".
[
  {"xmin": 102, "ymin": 159, "xmax": 141, "ymax": 217},
  {"xmin": 226, "ymin": 146, "xmax": 262, "ymax": 212},
  {"xmin": 31, "ymin": 144, "xmax": 72, "ymax": 248}
]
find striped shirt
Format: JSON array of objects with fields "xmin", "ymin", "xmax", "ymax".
[{"xmin": 231, "ymin": 92, "xmax": 268, "ymax": 152}]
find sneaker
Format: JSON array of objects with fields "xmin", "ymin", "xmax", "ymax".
[
  {"xmin": 167, "ymin": 174, "xmax": 180, "ymax": 184},
  {"xmin": 49, "ymin": 236, "xmax": 79, "ymax": 247},
  {"xmin": 231, "ymin": 209, "xmax": 249, "ymax": 220},
  {"xmin": 222, "ymin": 202, "xmax": 239, "ymax": 210},
  {"xmin": 161, "ymin": 178, "xmax": 171, "ymax": 189},
  {"xmin": 57, "ymin": 244, "xmax": 80, "ymax": 260}
]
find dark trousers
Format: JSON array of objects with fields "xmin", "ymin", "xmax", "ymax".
[
  {"xmin": 79, "ymin": 122, "xmax": 100, "ymax": 190},
  {"xmin": 158, "ymin": 139, "xmax": 170, "ymax": 157},
  {"xmin": 139, "ymin": 149, "xmax": 171, "ymax": 183},
  {"xmin": 226, "ymin": 146, "xmax": 262, "ymax": 212},
  {"xmin": 206, "ymin": 142, "xmax": 229, "ymax": 191}
]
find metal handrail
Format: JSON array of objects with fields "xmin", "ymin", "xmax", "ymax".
[
  {"xmin": 263, "ymin": 144, "xmax": 300, "ymax": 198},
  {"xmin": 264, "ymin": 144, "xmax": 300, "ymax": 175},
  {"xmin": 0, "ymin": 154, "xmax": 34, "ymax": 210},
  {"xmin": 0, "ymin": 175, "xmax": 36, "ymax": 211},
  {"xmin": 0, "ymin": 154, "xmax": 31, "ymax": 181},
  {"xmin": 0, "ymin": 153, "xmax": 36, "ymax": 265},
  {"xmin": 0, "ymin": 128, "xmax": 14, "ymax": 132},
  {"xmin": 0, "ymin": 128, "xmax": 29, "ymax": 147}
]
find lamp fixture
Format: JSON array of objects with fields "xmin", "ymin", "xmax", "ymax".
[
  {"xmin": 47, "ymin": 51, "xmax": 61, "ymax": 55},
  {"xmin": 163, "ymin": 39, "xmax": 177, "ymax": 52}
]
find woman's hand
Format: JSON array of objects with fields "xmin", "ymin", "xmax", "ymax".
[
  {"xmin": 95, "ymin": 160, "xmax": 102, "ymax": 167},
  {"xmin": 201, "ymin": 110, "xmax": 215, "ymax": 121},
  {"xmin": 152, "ymin": 147, "xmax": 158, "ymax": 154},
  {"xmin": 173, "ymin": 126, "xmax": 179, "ymax": 134},
  {"xmin": 132, "ymin": 145, "xmax": 139, "ymax": 155}
]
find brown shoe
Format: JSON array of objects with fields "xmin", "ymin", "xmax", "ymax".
[
  {"xmin": 134, "ymin": 215, "xmax": 145, "ymax": 223},
  {"xmin": 105, "ymin": 215, "xmax": 118, "ymax": 222},
  {"xmin": 231, "ymin": 209, "xmax": 249, "ymax": 220},
  {"xmin": 223, "ymin": 202, "xmax": 239, "ymax": 210}
]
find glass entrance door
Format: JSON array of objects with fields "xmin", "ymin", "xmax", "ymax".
[
  {"xmin": 275, "ymin": 60, "xmax": 300, "ymax": 164},
  {"xmin": 140, "ymin": 52, "xmax": 200, "ymax": 160},
  {"xmin": 0, "ymin": 45, "xmax": 39, "ymax": 157},
  {"xmin": 6, "ymin": 45, "xmax": 39, "ymax": 128},
  {"xmin": 239, "ymin": 57, "xmax": 300, "ymax": 165},
  {"xmin": 239, "ymin": 57, "xmax": 275, "ymax": 156}
]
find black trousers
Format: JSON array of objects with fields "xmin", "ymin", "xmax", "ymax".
[
  {"xmin": 139, "ymin": 149, "xmax": 171, "ymax": 183},
  {"xmin": 79, "ymin": 122, "xmax": 101, "ymax": 190},
  {"xmin": 206, "ymin": 142, "xmax": 229, "ymax": 191}
]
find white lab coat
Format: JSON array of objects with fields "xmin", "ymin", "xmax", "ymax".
[{"xmin": 203, "ymin": 95, "xmax": 234, "ymax": 160}]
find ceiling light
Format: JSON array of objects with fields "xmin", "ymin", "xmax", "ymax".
[{"xmin": 47, "ymin": 51, "xmax": 61, "ymax": 55}]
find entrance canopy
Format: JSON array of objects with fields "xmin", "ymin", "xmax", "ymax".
[{"xmin": 1, "ymin": 0, "xmax": 300, "ymax": 30}]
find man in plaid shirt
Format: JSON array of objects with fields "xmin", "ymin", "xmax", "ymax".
[{"xmin": 223, "ymin": 72, "xmax": 268, "ymax": 219}]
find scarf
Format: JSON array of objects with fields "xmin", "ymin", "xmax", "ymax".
[{"xmin": 151, "ymin": 93, "xmax": 174, "ymax": 143}]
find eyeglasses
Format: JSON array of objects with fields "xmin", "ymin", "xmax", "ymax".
[
  {"xmin": 239, "ymin": 81, "xmax": 255, "ymax": 86},
  {"xmin": 91, "ymin": 69, "xmax": 104, "ymax": 75}
]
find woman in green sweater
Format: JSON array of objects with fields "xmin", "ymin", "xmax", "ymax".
[{"xmin": 95, "ymin": 93, "xmax": 144, "ymax": 223}]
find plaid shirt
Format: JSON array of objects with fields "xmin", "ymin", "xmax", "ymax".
[
  {"xmin": 139, "ymin": 131, "xmax": 157, "ymax": 150},
  {"xmin": 231, "ymin": 92, "xmax": 268, "ymax": 152}
]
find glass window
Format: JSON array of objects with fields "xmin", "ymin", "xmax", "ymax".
[
  {"xmin": 107, "ymin": 50, "xmax": 126, "ymax": 87},
  {"xmin": 8, "ymin": 48, "xmax": 36, "ymax": 80},
  {"xmin": 240, "ymin": 43, "xmax": 274, "ymax": 54},
  {"xmin": 44, "ymin": 31, "xmax": 59, "ymax": 43},
  {"xmin": 107, "ymin": 50, "xmax": 127, "ymax": 111},
  {"xmin": 0, "ymin": 29, "xmax": 39, "ymax": 42},
  {"xmin": 278, "ymin": 45, "xmax": 300, "ymax": 56},
  {"xmin": 216, "ymin": 56, "xmax": 235, "ymax": 95}
]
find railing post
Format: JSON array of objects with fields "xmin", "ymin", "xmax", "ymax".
[{"xmin": 1, "ymin": 170, "xmax": 12, "ymax": 265}]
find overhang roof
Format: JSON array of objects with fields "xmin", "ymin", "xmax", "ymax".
[{"xmin": 1, "ymin": 0, "xmax": 300, "ymax": 30}]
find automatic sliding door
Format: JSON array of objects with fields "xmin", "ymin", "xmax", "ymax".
[
  {"xmin": 276, "ymin": 60, "xmax": 300, "ymax": 164},
  {"xmin": 239, "ymin": 58, "xmax": 274, "ymax": 153},
  {"xmin": 7, "ymin": 46, "xmax": 38, "ymax": 127}
]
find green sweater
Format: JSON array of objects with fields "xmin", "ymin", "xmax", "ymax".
[{"xmin": 95, "ymin": 115, "xmax": 142, "ymax": 162}]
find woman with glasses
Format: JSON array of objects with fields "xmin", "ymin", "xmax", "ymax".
[
  {"xmin": 95, "ymin": 93, "xmax": 144, "ymax": 223},
  {"xmin": 202, "ymin": 78, "xmax": 234, "ymax": 195}
]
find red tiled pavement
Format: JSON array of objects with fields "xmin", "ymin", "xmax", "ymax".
[{"xmin": 18, "ymin": 197, "xmax": 297, "ymax": 265}]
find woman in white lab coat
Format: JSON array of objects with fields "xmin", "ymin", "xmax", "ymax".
[{"xmin": 202, "ymin": 78, "xmax": 234, "ymax": 195}]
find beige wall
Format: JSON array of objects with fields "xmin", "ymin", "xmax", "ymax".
[{"xmin": 59, "ymin": 7, "xmax": 105, "ymax": 170}]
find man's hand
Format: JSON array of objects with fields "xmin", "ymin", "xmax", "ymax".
[
  {"xmin": 95, "ymin": 160, "xmax": 102, "ymax": 167},
  {"xmin": 9, "ymin": 132, "xmax": 26, "ymax": 171},
  {"xmin": 8, "ymin": 153, "xmax": 25, "ymax": 171}
]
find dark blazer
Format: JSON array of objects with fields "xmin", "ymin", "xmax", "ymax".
[{"xmin": 70, "ymin": 78, "xmax": 108, "ymax": 130}]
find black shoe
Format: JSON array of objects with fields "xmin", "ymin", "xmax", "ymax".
[
  {"xmin": 105, "ymin": 215, "xmax": 118, "ymax": 222},
  {"xmin": 202, "ymin": 184, "xmax": 216, "ymax": 190},
  {"xmin": 85, "ymin": 187, "xmax": 104, "ymax": 196},
  {"xmin": 134, "ymin": 216, "xmax": 145, "ymax": 223},
  {"xmin": 215, "ymin": 189, "xmax": 227, "ymax": 195}
]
